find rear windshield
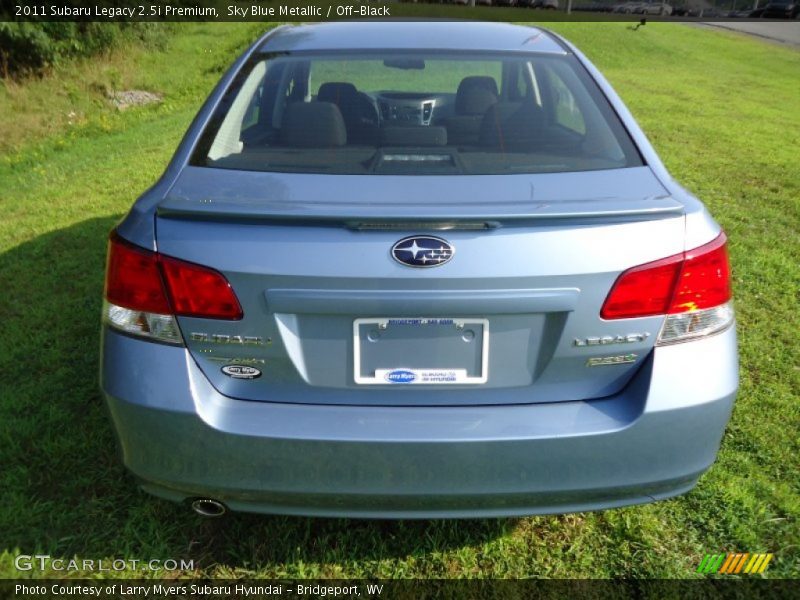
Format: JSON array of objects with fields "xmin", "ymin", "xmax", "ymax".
[{"xmin": 191, "ymin": 51, "xmax": 643, "ymax": 175}]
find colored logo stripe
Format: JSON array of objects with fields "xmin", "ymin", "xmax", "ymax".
[{"xmin": 698, "ymin": 553, "xmax": 773, "ymax": 574}]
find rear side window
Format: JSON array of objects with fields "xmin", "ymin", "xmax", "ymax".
[{"xmin": 191, "ymin": 51, "xmax": 642, "ymax": 175}]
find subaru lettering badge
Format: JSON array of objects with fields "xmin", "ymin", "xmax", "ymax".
[{"xmin": 391, "ymin": 235, "xmax": 455, "ymax": 268}]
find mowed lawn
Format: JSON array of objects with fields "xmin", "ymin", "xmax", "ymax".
[{"xmin": 0, "ymin": 22, "xmax": 798, "ymax": 579}]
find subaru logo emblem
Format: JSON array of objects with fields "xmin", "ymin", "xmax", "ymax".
[{"xmin": 391, "ymin": 236, "xmax": 454, "ymax": 268}]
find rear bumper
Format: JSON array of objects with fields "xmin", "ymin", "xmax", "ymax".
[{"xmin": 100, "ymin": 326, "xmax": 738, "ymax": 518}]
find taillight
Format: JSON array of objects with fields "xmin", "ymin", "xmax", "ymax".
[
  {"xmin": 105, "ymin": 233, "xmax": 171, "ymax": 314},
  {"xmin": 601, "ymin": 233, "xmax": 734, "ymax": 345},
  {"xmin": 599, "ymin": 253, "xmax": 683, "ymax": 320},
  {"xmin": 160, "ymin": 256, "xmax": 243, "ymax": 320},
  {"xmin": 667, "ymin": 234, "xmax": 731, "ymax": 314},
  {"xmin": 103, "ymin": 232, "xmax": 242, "ymax": 344}
]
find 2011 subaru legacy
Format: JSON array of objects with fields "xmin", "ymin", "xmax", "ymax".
[{"xmin": 100, "ymin": 22, "xmax": 738, "ymax": 518}]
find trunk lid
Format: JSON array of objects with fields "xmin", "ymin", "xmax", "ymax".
[{"xmin": 156, "ymin": 166, "xmax": 683, "ymax": 406}]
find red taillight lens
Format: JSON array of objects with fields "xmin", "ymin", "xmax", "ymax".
[
  {"xmin": 104, "ymin": 232, "xmax": 242, "ymax": 320},
  {"xmin": 105, "ymin": 233, "xmax": 171, "ymax": 314},
  {"xmin": 160, "ymin": 255, "xmax": 243, "ymax": 320},
  {"xmin": 600, "ymin": 253, "xmax": 683, "ymax": 319},
  {"xmin": 601, "ymin": 233, "xmax": 731, "ymax": 320},
  {"xmin": 668, "ymin": 234, "xmax": 731, "ymax": 314}
]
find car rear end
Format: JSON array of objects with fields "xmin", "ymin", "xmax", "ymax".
[{"xmin": 99, "ymin": 23, "xmax": 738, "ymax": 517}]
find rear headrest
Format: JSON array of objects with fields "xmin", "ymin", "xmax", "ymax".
[
  {"xmin": 282, "ymin": 102, "xmax": 347, "ymax": 148},
  {"xmin": 455, "ymin": 76, "xmax": 499, "ymax": 115},
  {"xmin": 318, "ymin": 82, "xmax": 359, "ymax": 104}
]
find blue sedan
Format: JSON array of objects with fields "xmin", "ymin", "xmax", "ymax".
[{"xmin": 100, "ymin": 22, "xmax": 738, "ymax": 518}]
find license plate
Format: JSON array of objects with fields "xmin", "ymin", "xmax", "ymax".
[{"xmin": 353, "ymin": 318, "xmax": 489, "ymax": 385}]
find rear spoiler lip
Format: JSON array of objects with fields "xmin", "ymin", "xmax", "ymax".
[{"xmin": 156, "ymin": 196, "xmax": 685, "ymax": 225}]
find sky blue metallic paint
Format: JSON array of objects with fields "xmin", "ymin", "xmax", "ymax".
[{"xmin": 102, "ymin": 23, "xmax": 737, "ymax": 517}]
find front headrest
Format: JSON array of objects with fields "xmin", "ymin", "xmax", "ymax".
[
  {"xmin": 455, "ymin": 76, "xmax": 499, "ymax": 115},
  {"xmin": 318, "ymin": 82, "xmax": 359, "ymax": 104},
  {"xmin": 479, "ymin": 101, "xmax": 544, "ymax": 150},
  {"xmin": 282, "ymin": 102, "xmax": 347, "ymax": 148}
]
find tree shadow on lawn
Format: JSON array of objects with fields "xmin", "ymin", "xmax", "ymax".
[{"xmin": 0, "ymin": 217, "xmax": 515, "ymax": 574}]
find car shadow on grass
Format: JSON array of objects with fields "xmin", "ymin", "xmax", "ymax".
[{"xmin": 0, "ymin": 217, "xmax": 516, "ymax": 576}]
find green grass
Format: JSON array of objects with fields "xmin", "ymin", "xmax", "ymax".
[{"xmin": 0, "ymin": 22, "xmax": 798, "ymax": 579}]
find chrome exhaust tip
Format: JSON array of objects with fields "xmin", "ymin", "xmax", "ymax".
[{"xmin": 191, "ymin": 498, "xmax": 227, "ymax": 517}]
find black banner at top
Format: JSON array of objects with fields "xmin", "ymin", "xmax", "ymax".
[{"xmin": 2, "ymin": 0, "xmax": 798, "ymax": 22}]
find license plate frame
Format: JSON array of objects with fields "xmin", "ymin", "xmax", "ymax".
[{"xmin": 353, "ymin": 317, "xmax": 489, "ymax": 385}]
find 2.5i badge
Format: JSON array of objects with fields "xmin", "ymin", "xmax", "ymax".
[{"xmin": 221, "ymin": 365, "xmax": 262, "ymax": 379}]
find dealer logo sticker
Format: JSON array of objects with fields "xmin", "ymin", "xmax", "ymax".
[
  {"xmin": 384, "ymin": 369, "xmax": 417, "ymax": 384},
  {"xmin": 221, "ymin": 365, "xmax": 262, "ymax": 379},
  {"xmin": 378, "ymin": 368, "xmax": 468, "ymax": 384}
]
